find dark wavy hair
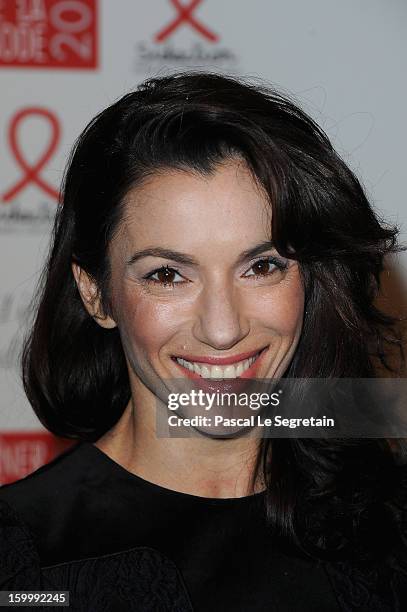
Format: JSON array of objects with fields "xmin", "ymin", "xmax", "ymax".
[{"xmin": 22, "ymin": 72, "xmax": 407, "ymax": 569}]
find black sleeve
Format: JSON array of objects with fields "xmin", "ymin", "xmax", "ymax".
[
  {"xmin": 0, "ymin": 498, "xmax": 42, "ymax": 590},
  {"xmin": 324, "ymin": 558, "xmax": 407, "ymax": 611}
]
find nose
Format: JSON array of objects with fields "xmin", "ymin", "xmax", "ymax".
[{"xmin": 192, "ymin": 277, "xmax": 249, "ymax": 350}]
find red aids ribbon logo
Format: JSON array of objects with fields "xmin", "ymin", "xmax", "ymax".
[
  {"xmin": 155, "ymin": 0, "xmax": 219, "ymax": 43},
  {"xmin": 2, "ymin": 107, "xmax": 60, "ymax": 203}
]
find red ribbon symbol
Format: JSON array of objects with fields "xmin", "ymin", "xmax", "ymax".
[
  {"xmin": 2, "ymin": 107, "xmax": 60, "ymax": 203},
  {"xmin": 155, "ymin": 0, "xmax": 219, "ymax": 43}
]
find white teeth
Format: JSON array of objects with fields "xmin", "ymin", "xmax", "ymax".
[
  {"xmin": 236, "ymin": 363, "xmax": 243, "ymax": 377},
  {"xmin": 184, "ymin": 360, "xmax": 194, "ymax": 372},
  {"xmin": 210, "ymin": 366, "xmax": 223, "ymax": 379},
  {"xmin": 200, "ymin": 365, "xmax": 211, "ymax": 378},
  {"xmin": 223, "ymin": 366, "xmax": 236, "ymax": 379},
  {"xmin": 175, "ymin": 353, "xmax": 261, "ymax": 379}
]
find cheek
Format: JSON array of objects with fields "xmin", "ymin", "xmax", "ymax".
[
  {"xmin": 113, "ymin": 289, "xmax": 186, "ymax": 358},
  {"xmin": 272, "ymin": 285, "xmax": 304, "ymax": 336},
  {"xmin": 247, "ymin": 275, "xmax": 304, "ymax": 337}
]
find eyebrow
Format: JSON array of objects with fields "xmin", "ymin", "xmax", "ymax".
[{"xmin": 126, "ymin": 240, "xmax": 275, "ymax": 267}]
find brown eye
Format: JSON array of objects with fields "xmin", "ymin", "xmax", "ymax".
[
  {"xmin": 156, "ymin": 267, "xmax": 176, "ymax": 284},
  {"xmin": 244, "ymin": 256, "xmax": 287, "ymax": 279},
  {"xmin": 144, "ymin": 266, "xmax": 184, "ymax": 286},
  {"xmin": 252, "ymin": 260, "xmax": 272, "ymax": 276}
]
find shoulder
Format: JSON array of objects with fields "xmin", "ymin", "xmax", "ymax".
[
  {"xmin": 324, "ymin": 460, "xmax": 407, "ymax": 610},
  {"xmin": 0, "ymin": 442, "xmax": 95, "ymax": 562},
  {"xmin": 0, "ymin": 441, "xmax": 150, "ymax": 566},
  {"xmin": 324, "ymin": 558, "xmax": 407, "ymax": 612},
  {"xmin": 0, "ymin": 442, "xmax": 85, "ymax": 520}
]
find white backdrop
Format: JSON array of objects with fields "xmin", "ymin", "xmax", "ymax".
[{"xmin": 1, "ymin": 0, "xmax": 406, "ymax": 482}]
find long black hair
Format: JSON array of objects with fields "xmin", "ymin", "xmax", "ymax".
[{"xmin": 22, "ymin": 71, "xmax": 407, "ymax": 567}]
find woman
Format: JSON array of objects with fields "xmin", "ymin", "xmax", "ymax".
[{"xmin": 0, "ymin": 71, "xmax": 406, "ymax": 611}]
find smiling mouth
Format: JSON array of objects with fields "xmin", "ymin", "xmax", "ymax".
[{"xmin": 172, "ymin": 349, "xmax": 266, "ymax": 379}]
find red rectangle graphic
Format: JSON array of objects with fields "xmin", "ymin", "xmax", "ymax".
[
  {"xmin": 0, "ymin": 431, "xmax": 73, "ymax": 485},
  {"xmin": 0, "ymin": 0, "xmax": 98, "ymax": 69}
]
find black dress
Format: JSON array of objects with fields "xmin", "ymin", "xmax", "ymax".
[{"xmin": 0, "ymin": 441, "xmax": 405, "ymax": 611}]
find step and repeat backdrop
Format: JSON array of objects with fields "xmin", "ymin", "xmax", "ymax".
[{"xmin": 1, "ymin": 0, "xmax": 406, "ymax": 484}]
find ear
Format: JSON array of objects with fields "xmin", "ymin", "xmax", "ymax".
[{"xmin": 71, "ymin": 262, "xmax": 117, "ymax": 329}]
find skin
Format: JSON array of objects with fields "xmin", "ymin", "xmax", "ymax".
[{"xmin": 72, "ymin": 158, "xmax": 305, "ymax": 498}]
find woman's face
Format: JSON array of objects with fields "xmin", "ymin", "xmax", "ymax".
[{"xmin": 103, "ymin": 159, "xmax": 304, "ymax": 401}]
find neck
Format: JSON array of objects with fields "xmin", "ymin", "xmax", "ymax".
[{"xmin": 95, "ymin": 395, "xmax": 265, "ymax": 499}]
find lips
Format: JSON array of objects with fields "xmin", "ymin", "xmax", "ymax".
[
  {"xmin": 171, "ymin": 347, "xmax": 268, "ymax": 395},
  {"xmin": 172, "ymin": 346, "xmax": 268, "ymax": 380},
  {"xmin": 174, "ymin": 347, "xmax": 263, "ymax": 366}
]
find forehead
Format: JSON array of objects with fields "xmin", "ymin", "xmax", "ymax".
[{"xmin": 116, "ymin": 160, "xmax": 272, "ymax": 252}]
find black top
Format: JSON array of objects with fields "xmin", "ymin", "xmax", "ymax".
[{"xmin": 0, "ymin": 441, "xmax": 405, "ymax": 611}]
